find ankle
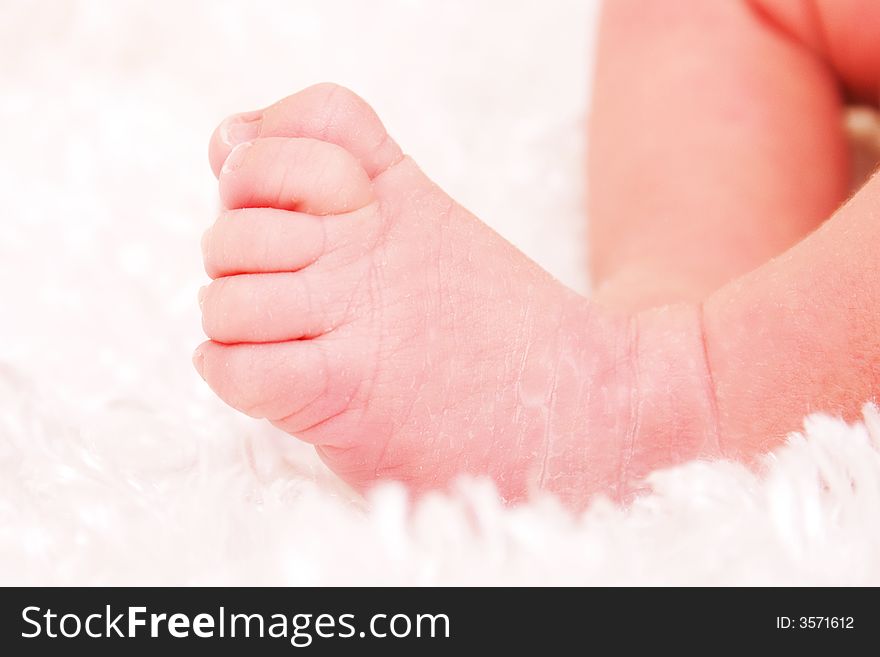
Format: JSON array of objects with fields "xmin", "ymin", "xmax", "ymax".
[{"xmin": 620, "ymin": 303, "xmax": 722, "ymax": 495}]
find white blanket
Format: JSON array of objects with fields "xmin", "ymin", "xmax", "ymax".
[{"xmin": 2, "ymin": 0, "xmax": 878, "ymax": 585}]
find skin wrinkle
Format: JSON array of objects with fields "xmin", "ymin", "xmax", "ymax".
[
  {"xmin": 304, "ymin": 279, "xmax": 386, "ymax": 445},
  {"xmin": 272, "ymin": 373, "xmax": 330, "ymax": 427},
  {"xmin": 618, "ymin": 310, "xmax": 640, "ymax": 500},
  {"xmin": 488, "ymin": 285, "xmax": 518, "ymax": 483},
  {"xmin": 372, "ymin": 132, "xmax": 406, "ymax": 178},
  {"xmin": 266, "ymin": 339, "xmax": 332, "ymax": 428},
  {"xmin": 465, "ymin": 237, "xmax": 502, "ymax": 475},
  {"xmin": 537, "ymin": 298, "xmax": 565, "ymax": 491},
  {"xmin": 316, "ymin": 84, "xmax": 348, "ymax": 148},
  {"xmin": 379, "ymin": 188, "xmax": 444, "ymax": 448},
  {"xmin": 243, "ymin": 346, "xmax": 290, "ymax": 418},
  {"xmin": 327, "ymin": 259, "xmax": 370, "ymax": 335},
  {"xmin": 313, "ymin": 213, "xmax": 329, "ymax": 272},
  {"xmin": 697, "ymin": 301, "xmax": 724, "ymax": 458},
  {"xmin": 300, "ymin": 264, "xmax": 314, "ymax": 336},
  {"xmin": 274, "ymin": 140, "xmax": 295, "ymax": 210},
  {"xmin": 434, "ymin": 205, "xmax": 461, "ymax": 467},
  {"xmin": 370, "ymin": 198, "xmax": 452, "ymax": 474},
  {"xmin": 308, "ymin": 149, "xmax": 329, "ymax": 210},
  {"xmin": 511, "ymin": 286, "xmax": 535, "ymax": 470},
  {"xmin": 367, "ymin": 249, "xmax": 395, "ymax": 481}
]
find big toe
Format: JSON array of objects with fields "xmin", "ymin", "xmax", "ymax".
[
  {"xmin": 209, "ymin": 83, "xmax": 403, "ymax": 179},
  {"xmin": 217, "ymin": 136, "xmax": 374, "ymax": 216}
]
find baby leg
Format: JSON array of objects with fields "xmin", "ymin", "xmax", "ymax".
[{"xmin": 587, "ymin": 0, "xmax": 880, "ymax": 310}]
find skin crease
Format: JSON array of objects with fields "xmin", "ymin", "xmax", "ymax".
[{"xmin": 196, "ymin": 1, "xmax": 880, "ymax": 508}]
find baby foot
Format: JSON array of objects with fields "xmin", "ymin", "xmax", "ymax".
[{"xmin": 195, "ymin": 84, "xmax": 719, "ymax": 505}]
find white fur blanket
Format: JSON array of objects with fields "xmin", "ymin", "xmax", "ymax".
[{"xmin": 2, "ymin": 0, "xmax": 879, "ymax": 585}]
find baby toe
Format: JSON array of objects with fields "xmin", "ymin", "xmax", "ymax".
[
  {"xmin": 201, "ymin": 208, "xmax": 327, "ymax": 279},
  {"xmin": 218, "ymin": 137, "xmax": 374, "ymax": 216}
]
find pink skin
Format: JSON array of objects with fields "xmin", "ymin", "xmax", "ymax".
[{"xmin": 196, "ymin": 0, "xmax": 880, "ymax": 507}]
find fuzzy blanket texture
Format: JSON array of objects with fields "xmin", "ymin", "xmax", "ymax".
[{"xmin": 2, "ymin": 0, "xmax": 879, "ymax": 586}]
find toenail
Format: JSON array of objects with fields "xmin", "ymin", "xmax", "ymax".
[
  {"xmin": 221, "ymin": 142, "xmax": 253, "ymax": 175},
  {"xmin": 192, "ymin": 347, "xmax": 205, "ymax": 380},
  {"xmin": 219, "ymin": 112, "xmax": 262, "ymax": 148},
  {"xmin": 198, "ymin": 286, "xmax": 207, "ymax": 308}
]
